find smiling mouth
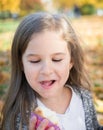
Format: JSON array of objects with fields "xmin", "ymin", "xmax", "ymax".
[{"xmin": 39, "ymin": 80, "xmax": 56, "ymax": 89}]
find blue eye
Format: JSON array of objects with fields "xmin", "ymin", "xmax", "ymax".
[{"xmin": 30, "ymin": 60, "xmax": 40, "ymax": 63}]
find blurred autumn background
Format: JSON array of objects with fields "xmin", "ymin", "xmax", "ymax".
[{"xmin": 0, "ymin": 0, "xmax": 103, "ymax": 124}]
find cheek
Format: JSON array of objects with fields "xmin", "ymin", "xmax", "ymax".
[
  {"xmin": 23, "ymin": 62, "xmax": 39, "ymax": 75},
  {"xmin": 24, "ymin": 69, "xmax": 34, "ymax": 84},
  {"xmin": 63, "ymin": 66, "xmax": 70, "ymax": 78},
  {"xmin": 57, "ymin": 63, "xmax": 70, "ymax": 79},
  {"xmin": 23, "ymin": 64, "xmax": 38, "ymax": 84}
]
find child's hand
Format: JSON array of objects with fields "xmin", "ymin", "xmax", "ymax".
[{"xmin": 29, "ymin": 115, "xmax": 55, "ymax": 130}]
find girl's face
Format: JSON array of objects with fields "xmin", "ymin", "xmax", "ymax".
[{"xmin": 22, "ymin": 31, "xmax": 73, "ymax": 99}]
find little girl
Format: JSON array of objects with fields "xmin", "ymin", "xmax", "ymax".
[{"xmin": 0, "ymin": 12, "xmax": 103, "ymax": 130}]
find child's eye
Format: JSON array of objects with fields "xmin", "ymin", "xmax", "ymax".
[
  {"xmin": 30, "ymin": 60, "xmax": 40, "ymax": 63},
  {"xmin": 52, "ymin": 59, "xmax": 62, "ymax": 62}
]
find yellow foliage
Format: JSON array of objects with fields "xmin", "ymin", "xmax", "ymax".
[
  {"xmin": 0, "ymin": 72, "xmax": 10, "ymax": 84},
  {"xmin": 94, "ymin": 97, "xmax": 103, "ymax": 113},
  {"xmin": 53, "ymin": 0, "xmax": 103, "ymax": 9},
  {"xmin": 0, "ymin": 0, "xmax": 21, "ymax": 12}
]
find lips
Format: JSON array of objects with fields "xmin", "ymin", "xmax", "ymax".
[{"xmin": 39, "ymin": 80, "xmax": 55, "ymax": 89}]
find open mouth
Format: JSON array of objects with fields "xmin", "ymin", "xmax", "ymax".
[{"xmin": 40, "ymin": 80, "xmax": 56, "ymax": 89}]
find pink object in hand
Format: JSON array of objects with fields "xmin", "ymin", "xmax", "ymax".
[{"xmin": 31, "ymin": 113, "xmax": 60, "ymax": 130}]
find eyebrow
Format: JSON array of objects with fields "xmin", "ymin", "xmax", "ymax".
[
  {"xmin": 52, "ymin": 53, "xmax": 66, "ymax": 56},
  {"xmin": 26, "ymin": 54, "xmax": 39, "ymax": 57},
  {"xmin": 26, "ymin": 52, "xmax": 66, "ymax": 57}
]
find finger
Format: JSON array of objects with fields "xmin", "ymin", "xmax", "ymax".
[
  {"xmin": 29, "ymin": 116, "xmax": 37, "ymax": 130},
  {"xmin": 37, "ymin": 119, "xmax": 49, "ymax": 130},
  {"xmin": 48, "ymin": 127, "xmax": 55, "ymax": 130}
]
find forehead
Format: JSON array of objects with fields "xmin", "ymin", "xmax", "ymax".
[{"xmin": 25, "ymin": 31, "xmax": 69, "ymax": 53}]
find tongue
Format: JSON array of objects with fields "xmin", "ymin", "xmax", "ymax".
[{"xmin": 40, "ymin": 81, "xmax": 53, "ymax": 88}]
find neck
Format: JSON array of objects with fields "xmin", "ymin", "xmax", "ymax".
[{"xmin": 38, "ymin": 87, "xmax": 72, "ymax": 114}]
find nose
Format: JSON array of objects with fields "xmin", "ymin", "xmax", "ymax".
[{"xmin": 40, "ymin": 61, "xmax": 53, "ymax": 75}]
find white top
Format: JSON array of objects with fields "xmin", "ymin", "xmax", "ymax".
[{"xmin": 37, "ymin": 87, "xmax": 86, "ymax": 130}]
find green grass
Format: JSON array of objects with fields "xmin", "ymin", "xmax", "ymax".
[
  {"xmin": 0, "ymin": 19, "xmax": 21, "ymax": 51},
  {"xmin": 0, "ymin": 19, "xmax": 20, "ymax": 33}
]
